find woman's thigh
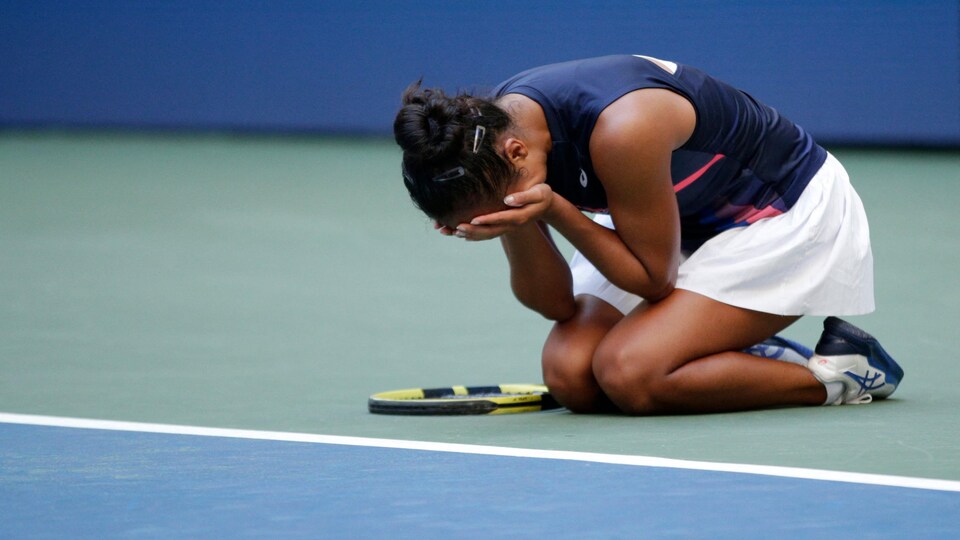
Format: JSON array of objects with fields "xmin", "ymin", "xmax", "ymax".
[
  {"xmin": 597, "ymin": 289, "xmax": 798, "ymax": 372},
  {"xmin": 592, "ymin": 288, "xmax": 801, "ymax": 410}
]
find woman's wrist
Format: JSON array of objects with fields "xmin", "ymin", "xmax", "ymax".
[{"xmin": 541, "ymin": 191, "xmax": 569, "ymax": 226}]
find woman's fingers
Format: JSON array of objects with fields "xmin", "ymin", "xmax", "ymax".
[
  {"xmin": 436, "ymin": 218, "xmax": 505, "ymax": 240},
  {"xmin": 470, "ymin": 207, "xmax": 531, "ymax": 227},
  {"xmin": 455, "ymin": 222, "xmax": 509, "ymax": 241},
  {"xmin": 445, "ymin": 184, "xmax": 555, "ymax": 241},
  {"xmin": 504, "ymin": 183, "xmax": 550, "ymax": 207},
  {"xmin": 433, "ymin": 220, "xmax": 455, "ymax": 236}
]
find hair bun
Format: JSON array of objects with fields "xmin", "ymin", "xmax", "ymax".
[
  {"xmin": 393, "ymin": 81, "xmax": 515, "ymax": 221},
  {"xmin": 394, "ymin": 81, "xmax": 473, "ymax": 165}
]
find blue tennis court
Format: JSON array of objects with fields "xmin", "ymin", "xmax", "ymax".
[{"xmin": 2, "ymin": 414, "xmax": 959, "ymax": 539}]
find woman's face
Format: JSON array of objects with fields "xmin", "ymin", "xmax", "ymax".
[
  {"xmin": 436, "ymin": 150, "xmax": 548, "ymax": 230},
  {"xmin": 424, "ymin": 94, "xmax": 553, "ymax": 231},
  {"xmin": 437, "ymin": 199, "xmax": 508, "ymax": 231}
]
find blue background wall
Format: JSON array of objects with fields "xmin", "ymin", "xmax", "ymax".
[{"xmin": 1, "ymin": 1, "xmax": 958, "ymax": 145}]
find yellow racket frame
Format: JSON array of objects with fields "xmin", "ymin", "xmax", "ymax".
[{"xmin": 368, "ymin": 384, "xmax": 558, "ymax": 415}]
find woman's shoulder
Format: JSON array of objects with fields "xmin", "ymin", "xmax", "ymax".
[{"xmin": 591, "ymin": 89, "xmax": 696, "ymax": 157}]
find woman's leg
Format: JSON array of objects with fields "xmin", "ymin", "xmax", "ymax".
[
  {"xmin": 593, "ymin": 289, "xmax": 826, "ymax": 415},
  {"xmin": 541, "ymin": 295, "xmax": 623, "ymax": 413}
]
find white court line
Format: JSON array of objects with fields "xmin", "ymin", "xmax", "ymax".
[{"xmin": 2, "ymin": 412, "xmax": 959, "ymax": 493}]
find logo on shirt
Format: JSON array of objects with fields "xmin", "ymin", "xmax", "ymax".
[{"xmin": 579, "ymin": 169, "xmax": 588, "ymax": 188}]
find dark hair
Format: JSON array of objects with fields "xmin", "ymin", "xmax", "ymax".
[{"xmin": 393, "ymin": 81, "xmax": 517, "ymax": 221}]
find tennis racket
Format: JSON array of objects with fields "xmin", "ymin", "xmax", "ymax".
[{"xmin": 368, "ymin": 383, "xmax": 561, "ymax": 415}]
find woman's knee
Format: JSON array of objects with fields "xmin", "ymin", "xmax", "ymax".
[
  {"xmin": 592, "ymin": 337, "xmax": 673, "ymax": 415},
  {"xmin": 541, "ymin": 331, "xmax": 604, "ymax": 413},
  {"xmin": 541, "ymin": 299, "xmax": 622, "ymax": 413}
]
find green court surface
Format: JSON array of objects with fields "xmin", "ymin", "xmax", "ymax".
[{"xmin": 2, "ymin": 131, "xmax": 958, "ymax": 481}]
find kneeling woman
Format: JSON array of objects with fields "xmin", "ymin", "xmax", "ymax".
[{"xmin": 393, "ymin": 54, "xmax": 902, "ymax": 414}]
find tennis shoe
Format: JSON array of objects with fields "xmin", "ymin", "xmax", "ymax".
[
  {"xmin": 743, "ymin": 335, "xmax": 813, "ymax": 366},
  {"xmin": 808, "ymin": 317, "xmax": 904, "ymax": 405}
]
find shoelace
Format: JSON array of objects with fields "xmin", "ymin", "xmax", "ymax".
[
  {"xmin": 827, "ymin": 393, "xmax": 872, "ymax": 406},
  {"xmin": 846, "ymin": 394, "xmax": 873, "ymax": 405}
]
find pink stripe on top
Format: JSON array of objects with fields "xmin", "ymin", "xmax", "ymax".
[
  {"xmin": 673, "ymin": 153, "xmax": 725, "ymax": 193},
  {"xmin": 742, "ymin": 204, "xmax": 784, "ymax": 224}
]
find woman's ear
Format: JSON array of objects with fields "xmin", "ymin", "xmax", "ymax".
[{"xmin": 501, "ymin": 137, "xmax": 528, "ymax": 166}]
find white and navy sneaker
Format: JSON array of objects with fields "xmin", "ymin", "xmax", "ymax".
[
  {"xmin": 744, "ymin": 335, "xmax": 814, "ymax": 366},
  {"xmin": 808, "ymin": 317, "xmax": 904, "ymax": 405}
]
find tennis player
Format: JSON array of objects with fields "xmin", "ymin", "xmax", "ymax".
[{"xmin": 393, "ymin": 55, "xmax": 903, "ymax": 414}]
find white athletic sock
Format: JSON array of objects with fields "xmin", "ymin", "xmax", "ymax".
[{"xmin": 822, "ymin": 381, "xmax": 845, "ymax": 405}]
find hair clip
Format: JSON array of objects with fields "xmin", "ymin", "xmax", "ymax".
[
  {"xmin": 472, "ymin": 125, "xmax": 486, "ymax": 154},
  {"xmin": 469, "ymin": 107, "xmax": 485, "ymax": 154},
  {"xmin": 402, "ymin": 162, "xmax": 467, "ymax": 184},
  {"xmin": 433, "ymin": 166, "xmax": 466, "ymax": 182}
]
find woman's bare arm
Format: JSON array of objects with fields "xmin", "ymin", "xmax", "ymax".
[{"xmin": 499, "ymin": 221, "xmax": 576, "ymax": 321}]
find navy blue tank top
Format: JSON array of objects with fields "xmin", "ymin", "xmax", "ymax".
[{"xmin": 494, "ymin": 55, "xmax": 827, "ymax": 250}]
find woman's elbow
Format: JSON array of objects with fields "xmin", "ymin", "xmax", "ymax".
[
  {"xmin": 516, "ymin": 292, "xmax": 577, "ymax": 322},
  {"xmin": 541, "ymin": 298, "xmax": 578, "ymax": 322},
  {"xmin": 618, "ymin": 272, "xmax": 675, "ymax": 303},
  {"xmin": 644, "ymin": 280, "xmax": 675, "ymax": 303}
]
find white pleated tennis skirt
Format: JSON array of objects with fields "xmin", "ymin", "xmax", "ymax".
[{"xmin": 570, "ymin": 153, "xmax": 875, "ymax": 316}]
